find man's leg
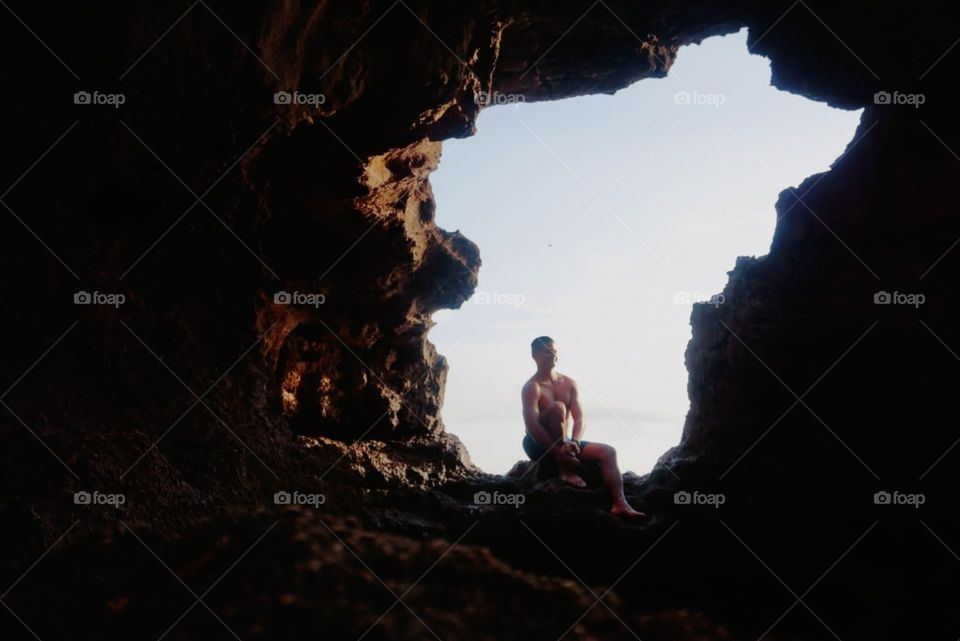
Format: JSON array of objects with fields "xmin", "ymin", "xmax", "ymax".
[
  {"xmin": 578, "ymin": 442, "xmax": 646, "ymax": 517},
  {"xmin": 539, "ymin": 401, "xmax": 586, "ymax": 488}
]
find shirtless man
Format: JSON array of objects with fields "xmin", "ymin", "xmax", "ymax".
[{"xmin": 521, "ymin": 336, "xmax": 646, "ymax": 518}]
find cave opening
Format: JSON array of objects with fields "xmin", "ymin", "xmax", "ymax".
[{"xmin": 429, "ymin": 29, "xmax": 862, "ymax": 474}]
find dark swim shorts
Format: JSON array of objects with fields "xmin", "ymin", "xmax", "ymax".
[{"xmin": 522, "ymin": 433, "xmax": 589, "ymax": 461}]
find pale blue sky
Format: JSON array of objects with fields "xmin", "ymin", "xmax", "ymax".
[{"xmin": 429, "ymin": 29, "xmax": 862, "ymax": 474}]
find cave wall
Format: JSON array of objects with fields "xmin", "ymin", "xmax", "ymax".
[
  {"xmin": 2, "ymin": 1, "xmax": 960, "ymax": 638},
  {"xmin": 1, "ymin": 0, "xmax": 500, "ymax": 554},
  {"xmin": 0, "ymin": 0, "xmax": 742, "ymax": 547}
]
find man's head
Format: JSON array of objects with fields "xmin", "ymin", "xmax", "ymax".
[{"xmin": 531, "ymin": 336, "xmax": 557, "ymax": 369}]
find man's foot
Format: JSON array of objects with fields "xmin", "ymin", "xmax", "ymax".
[
  {"xmin": 556, "ymin": 449, "xmax": 587, "ymax": 488},
  {"xmin": 558, "ymin": 470, "xmax": 587, "ymax": 488},
  {"xmin": 610, "ymin": 501, "xmax": 647, "ymax": 519}
]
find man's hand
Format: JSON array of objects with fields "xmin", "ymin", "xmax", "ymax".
[
  {"xmin": 554, "ymin": 439, "xmax": 581, "ymax": 464},
  {"xmin": 554, "ymin": 439, "xmax": 587, "ymax": 488}
]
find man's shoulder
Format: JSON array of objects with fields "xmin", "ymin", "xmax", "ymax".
[
  {"xmin": 521, "ymin": 378, "xmax": 540, "ymax": 403},
  {"xmin": 557, "ymin": 373, "xmax": 577, "ymax": 386}
]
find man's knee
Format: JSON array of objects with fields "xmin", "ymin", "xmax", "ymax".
[
  {"xmin": 580, "ymin": 442, "xmax": 616, "ymax": 463},
  {"xmin": 543, "ymin": 401, "xmax": 566, "ymax": 421}
]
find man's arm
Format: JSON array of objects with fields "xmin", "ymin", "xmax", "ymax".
[
  {"xmin": 569, "ymin": 378, "xmax": 585, "ymax": 441},
  {"xmin": 522, "ymin": 382, "xmax": 560, "ymax": 453}
]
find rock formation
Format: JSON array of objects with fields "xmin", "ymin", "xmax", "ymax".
[{"xmin": 1, "ymin": 1, "xmax": 958, "ymax": 639}]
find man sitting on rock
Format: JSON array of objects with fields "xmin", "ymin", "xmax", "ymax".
[{"xmin": 521, "ymin": 336, "xmax": 646, "ymax": 518}]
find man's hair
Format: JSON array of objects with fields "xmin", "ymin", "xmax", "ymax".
[{"xmin": 531, "ymin": 336, "xmax": 555, "ymax": 355}]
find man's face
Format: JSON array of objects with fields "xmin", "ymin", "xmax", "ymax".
[{"xmin": 533, "ymin": 342, "xmax": 557, "ymax": 368}]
